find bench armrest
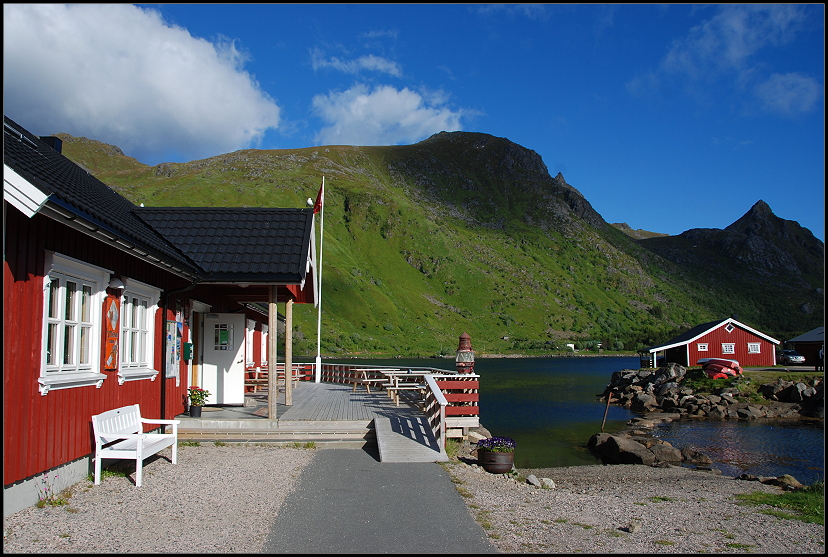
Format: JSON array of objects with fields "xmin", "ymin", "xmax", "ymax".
[{"xmin": 141, "ymin": 418, "xmax": 181, "ymax": 425}]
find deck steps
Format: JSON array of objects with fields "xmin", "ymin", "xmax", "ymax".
[{"xmin": 178, "ymin": 418, "xmax": 374, "ymax": 445}]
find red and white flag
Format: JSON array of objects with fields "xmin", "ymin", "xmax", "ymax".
[{"xmin": 313, "ymin": 181, "xmax": 324, "ymax": 214}]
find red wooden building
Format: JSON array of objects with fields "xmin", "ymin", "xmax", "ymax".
[
  {"xmin": 3, "ymin": 116, "xmax": 317, "ymax": 514},
  {"xmin": 643, "ymin": 317, "xmax": 780, "ymax": 368}
]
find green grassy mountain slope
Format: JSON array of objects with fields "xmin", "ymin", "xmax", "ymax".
[{"xmin": 55, "ymin": 132, "xmax": 824, "ymax": 357}]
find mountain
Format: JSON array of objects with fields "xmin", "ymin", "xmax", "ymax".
[
  {"xmin": 611, "ymin": 223, "xmax": 669, "ymax": 240},
  {"xmin": 53, "ymin": 131, "xmax": 824, "ymax": 357}
]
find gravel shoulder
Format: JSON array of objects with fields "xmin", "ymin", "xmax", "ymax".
[
  {"xmin": 444, "ymin": 461, "xmax": 825, "ymax": 553},
  {"xmin": 4, "ymin": 444, "xmax": 823, "ymax": 554}
]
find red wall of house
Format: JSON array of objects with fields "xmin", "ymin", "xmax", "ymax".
[
  {"xmin": 687, "ymin": 324, "xmax": 777, "ymax": 367},
  {"xmin": 3, "ymin": 210, "xmax": 193, "ymax": 486}
]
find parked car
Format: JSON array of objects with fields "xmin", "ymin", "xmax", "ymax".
[{"xmin": 776, "ymin": 349, "xmax": 806, "ymax": 365}]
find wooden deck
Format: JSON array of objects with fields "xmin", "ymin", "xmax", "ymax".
[{"xmin": 176, "ymin": 382, "xmax": 445, "ymax": 462}]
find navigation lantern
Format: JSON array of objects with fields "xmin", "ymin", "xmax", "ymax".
[{"xmin": 455, "ymin": 332, "xmax": 475, "ymax": 374}]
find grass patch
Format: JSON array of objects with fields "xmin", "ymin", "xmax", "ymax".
[
  {"xmin": 445, "ymin": 439, "xmax": 462, "ymax": 459},
  {"xmin": 650, "ymin": 496, "xmax": 675, "ymax": 503},
  {"xmin": 736, "ymin": 481, "xmax": 824, "ymax": 524},
  {"xmin": 178, "ymin": 440, "xmax": 200, "ymax": 447},
  {"xmin": 214, "ymin": 441, "xmax": 227, "ymax": 447},
  {"xmin": 725, "ymin": 543, "xmax": 755, "ymax": 550}
]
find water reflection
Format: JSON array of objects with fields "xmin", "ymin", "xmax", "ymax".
[{"xmin": 651, "ymin": 419, "xmax": 825, "ymax": 485}]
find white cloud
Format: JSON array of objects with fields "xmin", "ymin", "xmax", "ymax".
[
  {"xmin": 3, "ymin": 4, "xmax": 281, "ymax": 164},
  {"xmin": 311, "ymin": 49, "xmax": 402, "ymax": 77},
  {"xmin": 754, "ymin": 73, "xmax": 821, "ymax": 115},
  {"xmin": 312, "ymin": 84, "xmax": 464, "ymax": 146},
  {"xmin": 662, "ymin": 4, "xmax": 806, "ymax": 79},
  {"xmin": 629, "ymin": 5, "xmax": 818, "ymax": 114}
]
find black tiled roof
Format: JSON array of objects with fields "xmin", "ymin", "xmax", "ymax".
[
  {"xmin": 4, "ymin": 115, "xmax": 314, "ymax": 285},
  {"xmin": 135, "ymin": 207, "xmax": 313, "ymax": 282},
  {"xmin": 4, "ymin": 115, "xmax": 199, "ymax": 274}
]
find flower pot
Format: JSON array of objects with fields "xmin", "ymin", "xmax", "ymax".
[
  {"xmin": 189, "ymin": 405, "xmax": 202, "ymax": 418},
  {"xmin": 477, "ymin": 449, "xmax": 515, "ymax": 474}
]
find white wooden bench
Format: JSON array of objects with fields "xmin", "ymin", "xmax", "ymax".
[{"xmin": 91, "ymin": 404, "xmax": 180, "ymax": 487}]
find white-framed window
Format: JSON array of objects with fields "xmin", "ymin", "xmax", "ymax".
[
  {"xmin": 214, "ymin": 323, "xmax": 234, "ymax": 350},
  {"xmin": 261, "ymin": 323, "xmax": 269, "ymax": 366},
  {"xmin": 747, "ymin": 343, "xmax": 761, "ymax": 354},
  {"xmin": 118, "ymin": 278, "xmax": 161, "ymax": 384},
  {"xmin": 39, "ymin": 252, "xmax": 109, "ymax": 395},
  {"xmin": 725, "ymin": 323, "xmax": 735, "ymax": 333},
  {"xmin": 697, "ymin": 343, "xmax": 708, "ymax": 352},
  {"xmin": 722, "ymin": 343, "xmax": 735, "ymax": 354},
  {"xmin": 246, "ymin": 319, "xmax": 256, "ymax": 366}
]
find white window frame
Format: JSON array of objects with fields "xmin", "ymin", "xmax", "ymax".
[
  {"xmin": 246, "ymin": 319, "xmax": 256, "ymax": 366},
  {"xmin": 697, "ymin": 343, "xmax": 708, "ymax": 352},
  {"xmin": 261, "ymin": 323, "xmax": 269, "ymax": 366},
  {"xmin": 118, "ymin": 277, "xmax": 161, "ymax": 384},
  {"xmin": 747, "ymin": 343, "xmax": 761, "ymax": 354},
  {"xmin": 722, "ymin": 343, "xmax": 736, "ymax": 355},
  {"xmin": 39, "ymin": 252, "xmax": 109, "ymax": 395}
]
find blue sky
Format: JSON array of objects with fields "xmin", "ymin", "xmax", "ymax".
[{"xmin": 4, "ymin": 4, "xmax": 824, "ymax": 240}]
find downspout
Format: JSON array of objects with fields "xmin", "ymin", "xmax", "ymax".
[{"xmin": 160, "ymin": 279, "xmax": 199, "ymax": 420}]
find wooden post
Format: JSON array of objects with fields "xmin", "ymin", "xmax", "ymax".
[
  {"xmin": 601, "ymin": 392, "xmax": 613, "ymax": 433},
  {"xmin": 268, "ymin": 285, "xmax": 278, "ymax": 420},
  {"xmin": 285, "ymin": 295, "xmax": 294, "ymax": 406}
]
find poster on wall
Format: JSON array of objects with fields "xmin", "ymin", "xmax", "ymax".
[
  {"xmin": 103, "ymin": 294, "xmax": 120, "ymax": 370},
  {"xmin": 166, "ymin": 320, "xmax": 180, "ymax": 378}
]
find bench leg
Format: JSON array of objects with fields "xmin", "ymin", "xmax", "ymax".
[
  {"xmin": 135, "ymin": 445, "xmax": 143, "ymax": 487},
  {"xmin": 94, "ymin": 451, "xmax": 102, "ymax": 485}
]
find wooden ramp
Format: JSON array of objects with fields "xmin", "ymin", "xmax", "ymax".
[{"xmin": 375, "ymin": 416, "xmax": 448, "ymax": 463}]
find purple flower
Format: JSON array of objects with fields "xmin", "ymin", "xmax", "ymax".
[{"xmin": 477, "ymin": 436, "xmax": 516, "ymax": 452}]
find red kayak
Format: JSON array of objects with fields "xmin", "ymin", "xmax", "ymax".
[
  {"xmin": 698, "ymin": 358, "xmax": 743, "ymax": 375},
  {"xmin": 703, "ymin": 363, "xmax": 739, "ymax": 379}
]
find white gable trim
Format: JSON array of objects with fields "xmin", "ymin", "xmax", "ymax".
[
  {"xmin": 649, "ymin": 318, "xmax": 780, "ymax": 353},
  {"xmin": 4, "ymin": 164, "xmax": 49, "ymax": 218}
]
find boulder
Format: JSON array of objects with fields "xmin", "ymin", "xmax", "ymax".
[
  {"xmin": 598, "ymin": 435, "xmax": 656, "ymax": 465},
  {"xmin": 761, "ymin": 474, "xmax": 804, "ymax": 490},
  {"xmin": 681, "ymin": 447, "xmax": 713, "ymax": 465},
  {"xmin": 649, "ymin": 443, "xmax": 683, "ymax": 463}
]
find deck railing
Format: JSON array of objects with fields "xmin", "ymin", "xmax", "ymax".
[{"xmin": 316, "ymin": 362, "xmax": 480, "ymax": 450}]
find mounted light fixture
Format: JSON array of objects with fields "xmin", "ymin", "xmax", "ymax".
[{"xmin": 108, "ymin": 277, "xmax": 125, "ymax": 291}]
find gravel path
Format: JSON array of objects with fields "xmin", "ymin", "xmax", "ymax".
[
  {"xmin": 445, "ymin": 461, "xmax": 825, "ymax": 553},
  {"xmin": 2, "ymin": 444, "xmax": 314, "ymax": 554},
  {"xmin": 3, "ymin": 444, "xmax": 824, "ymax": 554}
]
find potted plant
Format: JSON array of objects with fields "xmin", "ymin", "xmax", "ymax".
[
  {"xmin": 476, "ymin": 436, "xmax": 516, "ymax": 474},
  {"xmin": 187, "ymin": 386, "xmax": 210, "ymax": 417}
]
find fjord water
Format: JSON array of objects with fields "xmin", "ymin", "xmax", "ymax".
[{"xmin": 331, "ymin": 357, "xmax": 824, "ymax": 483}]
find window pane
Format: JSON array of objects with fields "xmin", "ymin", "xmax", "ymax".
[
  {"xmin": 47, "ymin": 279, "xmax": 60, "ymax": 319},
  {"xmin": 139, "ymin": 331, "xmax": 147, "ymax": 365},
  {"xmin": 65, "ymin": 281, "xmax": 77, "ymax": 321},
  {"xmin": 131, "ymin": 331, "xmax": 138, "ymax": 362},
  {"xmin": 79, "ymin": 326, "xmax": 89, "ymax": 364},
  {"xmin": 122, "ymin": 329, "xmax": 130, "ymax": 364},
  {"xmin": 63, "ymin": 325, "xmax": 75, "ymax": 365},
  {"xmin": 81, "ymin": 285, "xmax": 92, "ymax": 322},
  {"xmin": 131, "ymin": 297, "xmax": 139, "ymax": 327},
  {"xmin": 47, "ymin": 323, "xmax": 58, "ymax": 366}
]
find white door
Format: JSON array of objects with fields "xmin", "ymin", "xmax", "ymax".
[{"xmin": 201, "ymin": 313, "xmax": 246, "ymax": 404}]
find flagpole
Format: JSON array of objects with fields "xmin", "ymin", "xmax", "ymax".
[{"xmin": 314, "ymin": 177, "xmax": 324, "ymax": 382}]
